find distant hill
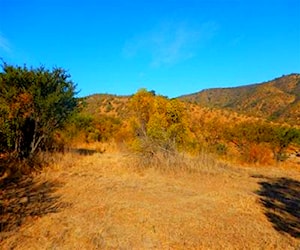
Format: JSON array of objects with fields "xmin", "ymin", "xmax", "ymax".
[
  {"xmin": 80, "ymin": 94, "xmax": 130, "ymax": 118},
  {"xmin": 180, "ymin": 74, "xmax": 300, "ymax": 125},
  {"xmin": 80, "ymin": 74, "xmax": 300, "ymax": 126}
]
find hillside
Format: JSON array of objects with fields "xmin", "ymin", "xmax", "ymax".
[
  {"xmin": 180, "ymin": 74, "xmax": 300, "ymax": 125},
  {"xmin": 81, "ymin": 94, "xmax": 130, "ymax": 118},
  {"xmin": 1, "ymin": 70, "xmax": 300, "ymax": 249},
  {"xmin": 82, "ymin": 74, "xmax": 300, "ymax": 126}
]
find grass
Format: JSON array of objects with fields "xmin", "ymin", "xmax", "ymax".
[{"xmin": 1, "ymin": 148, "xmax": 300, "ymax": 249}]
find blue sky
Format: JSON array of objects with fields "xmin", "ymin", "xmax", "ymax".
[{"xmin": 1, "ymin": 0, "xmax": 300, "ymax": 97}]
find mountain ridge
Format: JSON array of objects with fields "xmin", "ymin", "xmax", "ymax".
[
  {"xmin": 179, "ymin": 73, "xmax": 300, "ymax": 125},
  {"xmin": 81, "ymin": 74, "xmax": 300, "ymax": 126}
]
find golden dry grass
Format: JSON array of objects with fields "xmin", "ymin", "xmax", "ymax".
[{"xmin": 1, "ymin": 150, "xmax": 300, "ymax": 249}]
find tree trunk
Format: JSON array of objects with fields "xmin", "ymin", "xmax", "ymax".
[{"xmin": 29, "ymin": 120, "xmax": 43, "ymax": 158}]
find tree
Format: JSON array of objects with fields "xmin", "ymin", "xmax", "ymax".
[
  {"xmin": 129, "ymin": 88, "xmax": 155, "ymax": 137},
  {"xmin": 0, "ymin": 62, "xmax": 77, "ymax": 159},
  {"xmin": 129, "ymin": 89, "xmax": 190, "ymax": 154},
  {"xmin": 224, "ymin": 121, "xmax": 300, "ymax": 162},
  {"xmin": 271, "ymin": 126, "xmax": 300, "ymax": 161}
]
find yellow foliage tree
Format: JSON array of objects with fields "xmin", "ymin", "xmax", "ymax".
[{"xmin": 129, "ymin": 89, "xmax": 190, "ymax": 154}]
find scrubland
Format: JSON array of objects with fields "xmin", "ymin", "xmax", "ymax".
[
  {"xmin": 1, "ymin": 145, "xmax": 299, "ymax": 249},
  {"xmin": 1, "ymin": 69, "xmax": 300, "ymax": 249}
]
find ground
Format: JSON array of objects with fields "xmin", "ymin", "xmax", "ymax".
[{"xmin": 1, "ymin": 151, "xmax": 299, "ymax": 249}]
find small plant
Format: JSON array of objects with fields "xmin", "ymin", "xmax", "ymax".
[
  {"xmin": 105, "ymin": 102, "xmax": 113, "ymax": 112},
  {"xmin": 215, "ymin": 143, "xmax": 227, "ymax": 155}
]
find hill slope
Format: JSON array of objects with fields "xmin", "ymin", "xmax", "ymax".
[
  {"xmin": 180, "ymin": 74, "xmax": 300, "ymax": 125},
  {"xmin": 81, "ymin": 94, "xmax": 130, "ymax": 118}
]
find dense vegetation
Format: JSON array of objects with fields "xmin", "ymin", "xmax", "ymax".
[
  {"xmin": 0, "ymin": 63, "xmax": 77, "ymax": 164},
  {"xmin": 70, "ymin": 89, "xmax": 300, "ymax": 166}
]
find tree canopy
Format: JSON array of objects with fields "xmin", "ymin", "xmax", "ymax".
[
  {"xmin": 129, "ymin": 89, "xmax": 190, "ymax": 154},
  {"xmin": 0, "ymin": 62, "xmax": 77, "ymax": 159}
]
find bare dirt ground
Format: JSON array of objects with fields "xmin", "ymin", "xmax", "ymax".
[{"xmin": 1, "ymin": 151, "xmax": 300, "ymax": 249}]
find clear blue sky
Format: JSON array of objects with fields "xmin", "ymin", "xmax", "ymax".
[{"xmin": 1, "ymin": 0, "xmax": 300, "ymax": 97}]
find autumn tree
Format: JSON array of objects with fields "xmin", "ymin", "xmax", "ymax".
[
  {"xmin": 129, "ymin": 88, "xmax": 155, "ymax": 137},
  {"xmin": 224, "ymin": 121, "xmax": 300, "ymax": 162},
  {"xmin": 129, "ymin": 89, "xmax": 190, "ymax": 155},
  {"xmin": 271, "ymin": 126, "xmax": 300, "ymax": 161},
  {"xmin": 0, "ymin": 62, "xmax": 77, "ymax": 159}
]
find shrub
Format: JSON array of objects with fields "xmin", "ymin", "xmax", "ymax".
[{"xmin": 0, "ymin": 62, "xmax": 77, "ymax": 172}]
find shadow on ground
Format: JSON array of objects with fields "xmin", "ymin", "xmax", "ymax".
[
  {"xmin": 0, "ymin": 176, "xmax": 70, "ymax": 240},
  {"xmin": 255, "ymin": 176, "xmax": 300, "ymax": 238},
  {"xmin": 71, "ymin": 148, "xmax": 99, "ymax": 156}
]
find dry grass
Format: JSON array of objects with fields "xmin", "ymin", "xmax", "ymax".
[{"xmin": 1, "ymin": 149, "xmax": 300, "ymax": 249}]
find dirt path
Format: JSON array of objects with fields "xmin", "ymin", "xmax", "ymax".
[{"xmin": 1, "ymin": 152, "xmax": 299, "ymax": 249}]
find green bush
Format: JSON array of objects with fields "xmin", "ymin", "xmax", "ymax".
[{"xmin": 0, "ymin": 62, "xmax": 77, "ymax": 159}]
